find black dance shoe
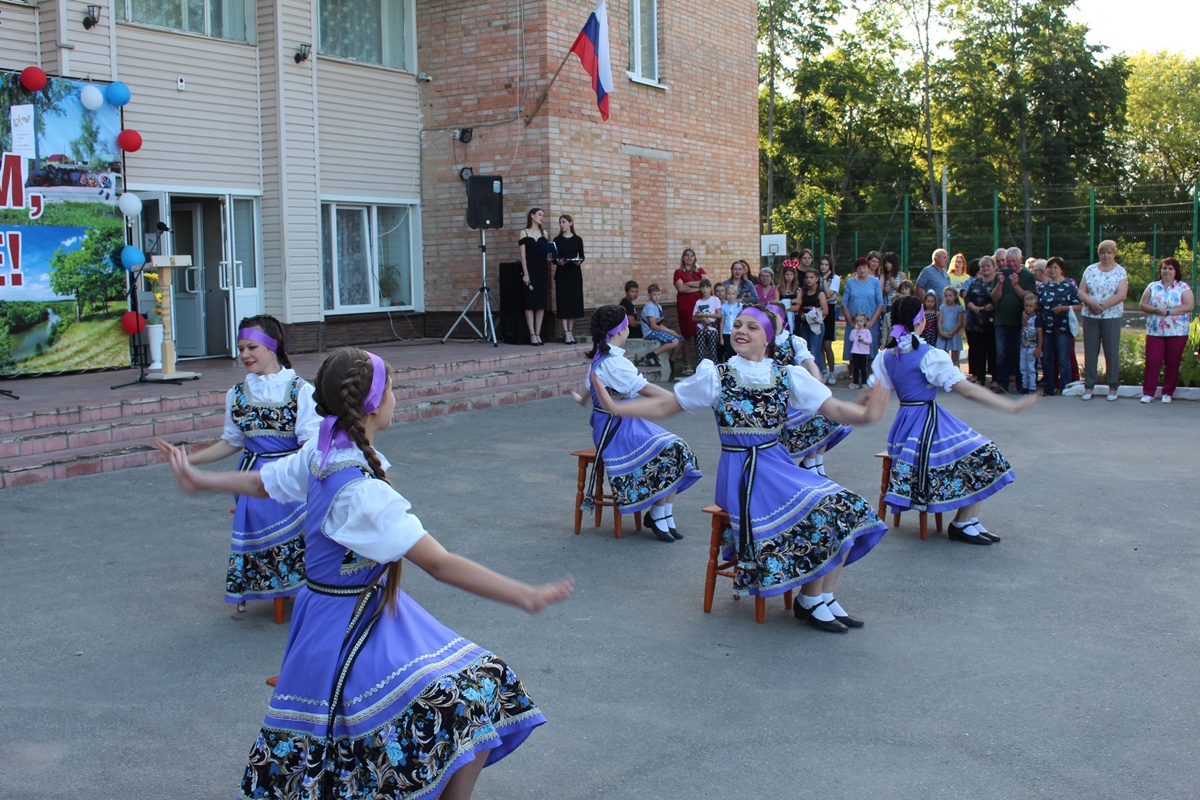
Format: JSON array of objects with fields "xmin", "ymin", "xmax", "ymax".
[
  {"xmin": 976, "ymin": 530, "xmax": 1000, "ymax": 542},
  {"xmin": 794, "ymin": 596, "xmax": 848, "ymax": 632},
  {"xmin": 833, "ymin": 613, "xmax": 865, "ymax": 628},
  {"xmin": 647, "ymin": 515, "xmax": 675, "ymax": 542},
  {"xmin": 948, "ymin": 523, "xmax": 990, "ymax": 545}
]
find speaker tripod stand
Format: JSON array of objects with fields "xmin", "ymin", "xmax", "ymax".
[{"xmin": 441, "ymin": 229, "xmax": 499, "ymax": 346}]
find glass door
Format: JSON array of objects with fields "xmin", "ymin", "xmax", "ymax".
[
  {"xmin": 170, "ymin": 203, "xmax": 205, "ymax": 358},
  {"xmin": 222, "ymin": 196, "xmax": 261, "ymax": 349}
]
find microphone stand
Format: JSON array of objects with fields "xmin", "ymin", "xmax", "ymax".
[{"xmin": 111, "ymin": 226, "xmax": 184, "ymax": 389}]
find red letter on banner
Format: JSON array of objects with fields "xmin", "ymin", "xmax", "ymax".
[
  {"xmin": 28, "ymin": 193, "xmax": 43, "ymax": 219},
  {"xmin": 0, "ymin": 153, "xmax": 25, "ymax": 210}
]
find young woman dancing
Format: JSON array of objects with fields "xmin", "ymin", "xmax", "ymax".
[
  {"xmin": 158, "ymin": 347, "xmax": 573, "ymax": 799},
  {"xmin": 593, "ymin": 305, "xmax": 890, "ymax": 633}
]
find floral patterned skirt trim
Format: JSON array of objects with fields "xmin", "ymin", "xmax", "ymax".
[
  {"xmin": 885, "ymin": 441, "xmax": 1014, "ymax": 514},
  {"xmin": 720, "ymin": 488, "xmax": 887, "ymax": 598},
  {"xmin": 226, "ymin": 496, "xmax": 306, "ymax": 603},
  {"xmin": 608, "ymin": 440, "xmax": 702, "ymax": 513},
  {"xmin": 239, "ymin": 653, "xmax": 544, "ymax": 800},
  {"xmin": 780, "ymin": 410, "xmax": 852, "ymax": 459}
]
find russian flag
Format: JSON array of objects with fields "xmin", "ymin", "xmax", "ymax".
[{"xmin": 569, "ymin": 0, "xmax": 613, "ymax": 121}]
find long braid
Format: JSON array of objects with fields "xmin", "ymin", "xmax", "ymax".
[{"xmin": 315, "ymin": 348, "xmax": 403, "ymax": 611}]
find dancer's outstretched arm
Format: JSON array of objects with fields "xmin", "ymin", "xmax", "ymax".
[
  {"xmin": 157, "ymin": 439, "xmax": 269, "ymax": 497},
  {"xmin": 818, "ymin": 382, "xmax": 889, "ymax": 427},
  {"xmin": 591, "ymin": 372, "xmax": 684, "ymax": 419},
  {"xmin": 950, "ymin": 379, "xmax": 1038, "ymax": 412},
  {"xmin": 405, "ymin": 535, "xmax": 573, "ymax": 614}
]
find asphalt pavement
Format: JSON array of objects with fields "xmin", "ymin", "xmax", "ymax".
[{"xmin": 2, "ymin": 388, "xmax": 1197, "ymax": 799}]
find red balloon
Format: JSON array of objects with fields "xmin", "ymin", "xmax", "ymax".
[
  {"xmin": 117, "ymin": 129, "xmax": 143, "ymax": 153},
  {"xmin": 20, "ymin": 66, "xmax": 47, "ymax": 92},
  {"xmin": 121, "ymin": 311, "xmax": 147, "ymax": 336}
]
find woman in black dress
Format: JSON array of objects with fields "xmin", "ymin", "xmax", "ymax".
[
  {"xmin": 554, "ymin": 214, "xmax": 585, "ymax": 344},
  {"xmin": 518, "ymin": 207, "xmax": 550, "ymax": 345}
]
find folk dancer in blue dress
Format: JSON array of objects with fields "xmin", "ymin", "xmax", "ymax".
[
  {"xmin": 159, "ymin": 348, "xmax": 573, "ymax": 800},
  {"xmin": 593, "ymin": 305, "xmax": 890, "ymax": 633},
  {"xmin": 184, "ymin": 315, "xmax": 319, "ymax": 614},
  {"xmin": 573, "ymin": 305, "xmax": 703, "ymax": 542},
  {"xmin": 868, "ymin": 295, "xmax": 1035, "ymax": 546},
  {"xmin": 766, "ymin": 304, "xmax": 851, "ymax": 476}
]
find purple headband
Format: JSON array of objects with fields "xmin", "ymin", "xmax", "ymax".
[
  {"xmin": 737, "ymin": 307, "xmax": 775, "ymax": 344},
  {"xmin": 317, "ymin": 351, "xmax": 388, "ymax": 468},
  {"xmin": 890, "ymin": 307, "xmax": 925, "ymax": 342},
  {"xmin": 594, "ymin": 316, "xmax": 629, "ymax": 360},
  {"xmin": 238, "ymin": 327, "xmax": 278, "ymax": 353},
  {"xmin": 767, "ymin": 304, "xmax": 788, "ymax": 332}
]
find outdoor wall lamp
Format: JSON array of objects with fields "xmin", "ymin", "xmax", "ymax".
[
  {"xmin": 294, "ymin": 44, "xmax": 311, "ymax": 64},
  {"xmin": 83, "ymin": 5, "xmax": 102, "ymax": 29}
]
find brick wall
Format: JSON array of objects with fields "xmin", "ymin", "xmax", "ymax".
[{"xmin": 415, "ymin": 0, "xmax": 760, "ymax": 318}]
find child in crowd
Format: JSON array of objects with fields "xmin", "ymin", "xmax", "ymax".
[
  {"xmin": 720, "ymin": 283, "xmax": 744, "ymax": 361},
  {"xmin": 756, "ymin": 267, "xmax": 776, "ymax": 305},
  {"xmin": 183, "ymin": 314, "xmax": 319, "ymax": 616},
  {"xmin": 898, "ymin": 280, "xmax": 915, "ymax": 298},
  {"xmin": 619, "ymin": 280, "xmax": 642, "ymax": 339},
  {"xmin": 937, "ymin": 285, "xmax": 964, "ymax": 366},
  {"xmin": 692, "ymin": 278, "xmax": 723, "ymax": 364},
  {"xmin": 592, "ymin": 304, "xmax": 890, "ymax": 633},
  {"xmin": 158, "ymin": 347, "xmax": 573, "ymax": 800},
  {"xmin": 848, "ymin": 312, "xmax": 872, "ymax": 389},
  {"xmin": 1020, "ymin": 293, "xmax": 1042, "ymax": 395},
  {"xmin": 869, "ymin": 295, "xmax": 1034, "ymax": 546},
  {"xmin": 576, "ymin": 306, "xmax": 703, "ymax": 541},
  {"xmin": 920, "ymin": 291, "xmax": 940, "ymax": 347},
  {"xmin": 640, "ymin": 283, "xmax": 683, "ymax": 368}
]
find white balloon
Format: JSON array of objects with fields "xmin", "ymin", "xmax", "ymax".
[
  {"xmin": 80, "ymin": 85, "xmax": 105, "ymax": 111},
  {"xmin": 118, "ymin": 193, "xmax": 143, "ymax": 217}
]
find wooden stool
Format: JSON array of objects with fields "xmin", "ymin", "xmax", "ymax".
[
  {"xmin": 875, "ymin": 452, "xmax": 942, "ymax": 540},
  {"xmin": 702, "ymin": 505, "xmax": 793, "ymax": 623},
  {"xmin": 572, "ymin": 447, "xmax": 643, "ymax": 537}
]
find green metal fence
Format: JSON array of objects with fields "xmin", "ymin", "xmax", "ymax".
[{"xmin": 780, "ymin": 183, "xmax": 1200, "ymax": 293}]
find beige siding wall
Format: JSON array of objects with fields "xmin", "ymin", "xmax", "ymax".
[
  {"xmin": 37, "ymin": 1, "xmax": 60, "ymax": 76},
  {"xmin": 316, "ymin": 60, "xmax": 421, "ymax": 200},
  {"xmin": 66, "ymin": 0, "xmax": 112, "ymax": 80},
  {"xmin": 276, "ymin": 0, "xmax": 322, "ymax": 323},
  {"xmin": 116, "ymin": 26, "xmax": 261, "ymax": 192},
  {"xmin": 0, "ymin": 2, "xmax": 40, "ymax": 67},
  {"xmin": 257, "ymin": 0, "xmax": 285, "ymax": 318}
]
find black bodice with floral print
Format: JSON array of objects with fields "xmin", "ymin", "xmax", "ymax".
[
  {"xmin": 715, "ymin": 362, "xmax": 790, "ymax": 434},
  {"xmin": 774, "ymin": 336, "xmax": 796, "ymax": 367},
  {"xmin": 230, "ymin": 376, "xmax": 302, "ymax": 435}
]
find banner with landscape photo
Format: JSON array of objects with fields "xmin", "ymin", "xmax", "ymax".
[{"xmin": 1, "ymin": 71, "xmax": 128, "ymax": 377}]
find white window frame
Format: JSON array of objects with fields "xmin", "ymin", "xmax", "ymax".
[
  {"xmin": 627, "ymin": 0, "xmax": 660, "ymax": 86},
  {"xmin": 115, "ymin": 0, "xmax": 257, "ymax": 44},
  {"xmin": 321, "ymin": 202, "xmax": 421, "ymax": 315},
  {"xmin": 317, "ymin": 0, "xmax": 416, "ymax": 74}
]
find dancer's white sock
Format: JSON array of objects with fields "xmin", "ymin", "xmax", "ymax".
[
  {"xmin": 663, "ymin": 502, "xmax": 673, "ymax": 518},
  {"xmin": 799, "ymin": 593, "xmax": 822, "ymax": 609},
  {"xmin": 823, "ymin": 593, "xmax": 848, "ymax": 617}
]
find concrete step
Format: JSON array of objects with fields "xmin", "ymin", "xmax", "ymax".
[{"xmin": 0, "ymin": 347, "xmax": 585, "ymax": 489}]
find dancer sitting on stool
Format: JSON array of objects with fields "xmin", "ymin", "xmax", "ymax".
[
  {"xmin": 573, "ymin": 305, "xmax": 703, "ymax": 542},
  {"xmin": 868, "ymin": 295, "xmax": 1035, "ymax": 545},
  {"xmin": 183, "ymin": 315, "xmax": 319, "ymax": 613},
  {"xmin": 158, "ymin": 347, "xmax": 573, "ymax": 800},
  {"xmin": 767, "ymin": 304, "xmax": 852, "ymax": 476},
  {"xmin": 593, "ymin": 305, "xmax": 890, "ymax": 633}
]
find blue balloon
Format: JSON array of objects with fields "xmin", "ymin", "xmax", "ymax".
[
  {"xmin": 121, "ymin": 245, "xmax": 146, "ymax": 270},
  {"xmin": 106, "ymin": 81, "xmax": 132, "ymax": 107}
]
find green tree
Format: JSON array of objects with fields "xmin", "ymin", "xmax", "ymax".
[
  {"xmin": 69, "ymin": 111, "xmax": 101, "ymax": 165},
  {"xmin": 0, "ymin": 72, "xmax": 75, "ymax": 154},
  {"xmin": 1124, "ymin": 52, "xmax": 1200, "ymax": 197},
  {"xmin": 48, "ymin": 222, "xmax": 125, "ymax": 320}
]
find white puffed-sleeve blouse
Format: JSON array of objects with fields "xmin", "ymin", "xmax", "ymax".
[
  {"xmin": 593, "ymin": 345, "xmax": 649, "ymax": 399},
  {"xmin": 221, "ymin": 368, "xmax": 320, "ymax": 447},
  {"xmin": 867, "ymin": 338, "xmax": 966, "ymax": 392},
  {"xmin": 261, "ymin": 439, "xmax": 429, "ymax": 564},
  {"xmin": 674, "ymin": 356, "xmax": 831, "ymax": 416}
]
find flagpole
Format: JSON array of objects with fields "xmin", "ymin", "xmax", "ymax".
[{"xmin": 524, "ymin": 49, "xmax": 575, "ymax": 127}]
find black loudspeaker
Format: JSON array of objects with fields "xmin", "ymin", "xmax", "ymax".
[
  {"xmin": 498, "ymin": 261, "xmax": 555, "ymax": 344},
  {"xmin": 466, "ymin": 175, "xmax": 503, "ymax": 229}
]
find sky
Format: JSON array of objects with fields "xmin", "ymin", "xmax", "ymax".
[
  {"xmin": 1070, "ymin": 0, "xmax": 1200, "ymax": 58},
  {"xmin": 0, "ymin": 225, "xmax": 84, "ymax": 301}
]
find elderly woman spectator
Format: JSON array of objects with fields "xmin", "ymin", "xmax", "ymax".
[
  {"xmin": 755, "ymin": 267, "xmax": 777, "ymax": 305},
  {"xmin": 722, "ymin": 260, "xmax": 758, "ymax": 304},
  {"xmin": 841, "ymin": 256, "xmax": 884, "ymax": 359},
  {"xmin": 1035, "ymin": 257, "xmax": 1081, "ymax": 396},
  {"xmin": 963, "ymin": 256, "xmax": 998, "ymax": 386},
  {"xmin": 1077, "ymin": 240, "xmax": 1128, "ymax": 401},
  {"xmin": 1138, "ymin": 257, "xmax": 1194, "ymax": 404}
]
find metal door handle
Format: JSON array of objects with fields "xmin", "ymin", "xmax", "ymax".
[
  {"xmin": 233, "ymin": 260, "xmax": 244, "ymax": 290},
  {"xmin": 185, "ymin": 266, "xmax": 200, "ymax": 293}
]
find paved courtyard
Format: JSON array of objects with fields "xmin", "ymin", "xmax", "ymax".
[{"xmin": 2, "ymin": 388, "xmax": 1197, "ymax": 799}]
